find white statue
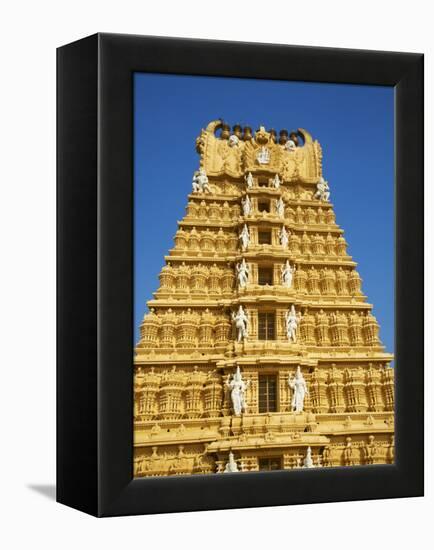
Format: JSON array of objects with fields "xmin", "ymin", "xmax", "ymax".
[
  {"xmin": 226, "ymin": 365, "xmax": 250, "ymax": 416},
  {"xmin": 276, "ymin": 197, "xmax": 285, "ymax": 218},
  {"xmin": 281, "ymin": 260, "xmax": 295, "ymax": 288},
  {"xmin": 245, "ymin": 172, "xmax": 254, "ymax": 189},
  {"xmin": 236, "ymin": 258, "xmax": 250, "ymax": 288},
  {"xmin": 192, "ymin": 167, "xmax": 211, "ymax": 193},
  {"xmin": 224, "ymin": 451, "xmax": 239, "ymax": 473},
  {"xmin": 279, "ymin": 225, "xmax": 289, "ymax": 248},
  {"xmin": 288, "ymin": 366, "xmax": 308, "ymax": 412},
  {"xmin": 239, "ymin": 224, "xmax": 250, "ymax": 251},
  {"xmin": 257, "ymin": 146, "xmax": 270, "ymax": 165},
  {"xmin": 303, "ymin": 447, "xmax": 315, "ymax": 468},
  {"xmin": 228, "ymin": 134, "xmax": 239, "ymax": 147},
  {"xmin": 285, "ymin": 139, "xmax": 296, "ymax": 152},
  {"xmin": 241, "ymin": 195, "xmax": 252, "ymax": 217},
  {"xmin": 232, "ymin": 305, "xmax": 249, "ymax": 342},
  {"xmin": 272, "ymin": 174, "xmax": 281, "ymax": 189},
  {"xmin": 285, "ymin": 305, "xmax": 301, "ymax": 342},
  {"xmin": 314, "ymin": 176, "xmax": 330, "ymax": 202}
]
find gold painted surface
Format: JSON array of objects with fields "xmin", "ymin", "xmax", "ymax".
[{"xmin": 134, "ymin": 122, "xmax": 394, "ymax": 477}]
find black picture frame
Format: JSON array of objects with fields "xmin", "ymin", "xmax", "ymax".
[{"xmin": 57, "ymin": 33, "xmax": 424, "ymax": 517}]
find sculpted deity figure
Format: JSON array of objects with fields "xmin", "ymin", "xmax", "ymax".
[
  {"xmin": 257, "ymin": 146, "xmax": 270, "ymax": 165},
  {"xmin": 343, "ymin": 437, "xmax": 354, "ymax": 465},
  {"xmin": 224, "ymin": 451, "xmax": 239, "ymax": 473},
  {"xmin": 232, "ymin": 305, "xmax": 249, "ymax": 342},
  {"xmin": 241, "ymin": 194, "xmax": 252, "ymax": 217},
  {"xmin": 314, "ymin": 176, "xmax": 330, "ymax": 202},
  {"xmin": 192, "ymin": 167, "xmax": 211, "ymax": 193},
  {"xmin": 272, "ymin": 173, "xmax": 281, "ymax": 189},
  {"xmin": 245, "ymin": 171, "xmax": 254, "ymax": 189},
  {"xmin": 281, "ymin": 260, "xmax": 296, "ymax": 288},
  {"xmin": 285, "ymin": 305, "xmax": 301, "ymax": 342},
  {"xmin": 228, "ymin": 134, "xmax": 239, "ymax": 147},
  {"xmin": 303, "ymin": 447, "xmax": 315, "ymax": 468},
  {"xmin": 288, "ymin": 366, "xmax": 309, "ymax": 412},
  {"xmin": 285, "ymin": 139, "xmax": 296, "ymax": 152},
  {"xmin": 236, "ymin": 258, "xmax": 250, "ymax": 288},
  {"xmin": 239, "ymin": 224, "xmax": 250, "ymax": 251},
  {"xmin": 279, "ymin": 225, "xmax": 290, "ymax": 248},
  {"xmin": 226, "ymin": 365, "xmax": 250, "ymax": 416},
  {"xmin": 276, "ymin": 197, "xmax": 285, "ymax": 218}
]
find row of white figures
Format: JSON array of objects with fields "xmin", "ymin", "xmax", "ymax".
[
  {"xmin": 222, "ymin": 446, "xmax": 314, "ymax": 474},
  {"xmin": 226, "ymin": 365, "xmax": 308, "ymax": 417},
  {"xmin": 193, "ymin": 167, "xmax": 329, "ymax": 203},
  {"xmin": 231, "ymin": 304, "xmax": 301, "ymax": 343},
  {"xmin": 235, "ymin": 258, "xmax": 295, "ymax": 289}
]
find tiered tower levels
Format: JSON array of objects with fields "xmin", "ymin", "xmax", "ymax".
[{"xmin": 134, "ymin": 120, "xmax": 394, "ymax": 477}]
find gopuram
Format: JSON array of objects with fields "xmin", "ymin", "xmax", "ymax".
[{"xmin": 134, "ymin": 120, "xmax": 394, "ymax": 477}]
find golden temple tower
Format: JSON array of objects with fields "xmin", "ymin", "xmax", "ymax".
[{"xmin": 134, "ymin": 120, "xmax": 394, "ymax": 477}]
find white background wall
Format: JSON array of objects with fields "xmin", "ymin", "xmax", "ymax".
[{"xmin": 0, "ymin": 1, "xmax": 431, "ymax": 548}]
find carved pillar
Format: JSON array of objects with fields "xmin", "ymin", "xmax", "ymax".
[
  {"xmin": 138, "ymin": 309, "xmax": 161, "ymax": 349},
  {"xmin": 348, "ymin": 270, "xmax": 363, "ymax": 295},
  {"xmin": 382, "ymin": 367, "xmax": 395, "ymax": 411},
  {"xmin": 320, "ymin": 268, "xmax": 336, "ymax": 295},
  {"xmin": 294, "ymin": 266, "xmax": 307, "ymax": 293},
  {"xmin": 329, "ymin": 312, "xmax": 350, "ymax": 346},
  {"xmin": 214, "ymin": 314, "xmax": 232, "ymax": 350},
  {"xmin": 363, "ymin": 312, "xmax": 381, "ymax": 346},
  {"xmin": 202, "ymin": 371, "xmax": 223, "ymax": 417},
  {"xmin": 157, "ymin": 367, "xmax": 185, "ymax": 419},
  {"xmin": 366, "ymin": 363, "xmax": 384, "ymax": 412},
  {"xmin": 160, "ymin": 309, "xmax": 176, "ymax": 349},
  {"xmin": 336, "ymin": 235, "xmax": 347, "ymax": 256},
  {"xmin": 307, "ymin": 267, "xmax": 320, "ymax": 294},
  {"xmin": 176, "ymin": 309, "xmax": 199, "ymax": 349},
  {"xmin": 278, "ymin": 370, "xmax": 291, "ymax": 412},
  {"xmin": 198, "ymin": 309, "xmax": 215, "ymax": 349},
  {"xmin": 344, "ymin": 368, "xmax": 368, "ymax": 412},
  {"xmin": 159, "ymin": 263, "xmax": 176, "ymax": 291},
  {"xmin": 221, "ymin": 267, "xmax": 234, "ymax": 294},
  {"xmin": 315, "ymin": 310, "xmax": 330, "ymax": 346},
  {"xmin": 327, "ymin": 365, "xmax": 345, "ymax": 413},
  {"xmin": 184, "ymin": 367, "xmax": 206, "ymax": 419},
  {"xmin": 299, "ymin": 310, "xmax": 316, "ymax": 345},
  {"xmin": 309, "ymin": 368, "xmax": 328, "ymax": 413}
]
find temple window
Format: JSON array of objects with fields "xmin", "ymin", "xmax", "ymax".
[{"xmin": 258, "ymin": 374, "xmax": 277, "ymax": 413}]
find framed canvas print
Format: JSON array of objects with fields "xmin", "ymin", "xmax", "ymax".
[{"xmin": 57, "ymin": 33, "xmax": 423, "ymax": 517}]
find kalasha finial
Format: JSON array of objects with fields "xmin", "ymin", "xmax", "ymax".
[
  {"xmin": 255, "ymin": 126, "xmax": 270, "ymax": 145},
  {"xmin": 220, "ymin": 123, "xmax": 231, "ymax": 140},
  {"xmin": 242, "ymin": 126, "xmax": 253, "ymax": 141},
  {"xmin": 268, "ymin": 128, "xmax": 277, "ymax": 143},
  {"xmin": 232, "ymin": 124, "xmax": 242, "ymax": 138},
  {"xmin": 279, "ymin": 129, "xmax": 289, "ymax": 145},
  {"xmin": 289, "ymin": 131, "xmax": 300, "ymax": 146}
]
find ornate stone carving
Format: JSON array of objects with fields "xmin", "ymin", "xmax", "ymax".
[
  {"xmin": 134, "ymin": 120, "xmax": 394, "ymax": 477},
  {"xmin": 288, "ymin": 366, "xmax": 308, "ymax": 412}
]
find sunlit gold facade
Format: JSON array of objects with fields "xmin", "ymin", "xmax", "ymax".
[{"xmin": 133, "ymin": 120, "xmax": 394, "ymax": 477}]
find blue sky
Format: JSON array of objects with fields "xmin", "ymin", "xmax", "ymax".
[{"xmin": 134, "ymin": 73, "xmax": 394, "ymax": 355}]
